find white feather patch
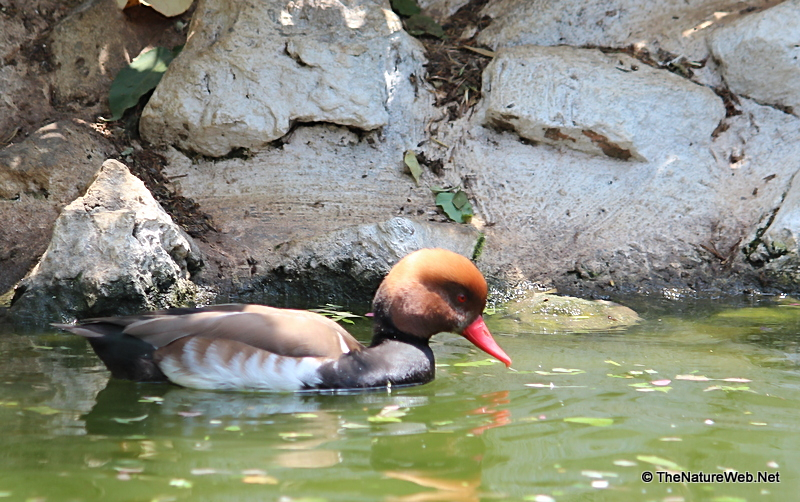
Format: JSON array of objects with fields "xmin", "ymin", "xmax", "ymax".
[
  {"xmin": 337, "ymin": 333, "xmax": 350, "ymax": 354},
  {"xmin": 159, "ymin": 338, "xmax": 324, "ymax": 391}
]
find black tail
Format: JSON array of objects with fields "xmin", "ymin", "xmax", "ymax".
[{"xmin": 54, "ymin": 322, "xmax": 168, "ymax": 382}]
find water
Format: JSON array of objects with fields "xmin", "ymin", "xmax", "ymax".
[{"xmin": 0, "ymin": 297, "xmax": 798, "ymax": 501}]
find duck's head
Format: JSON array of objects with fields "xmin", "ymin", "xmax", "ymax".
[{"xmin": 372, "ymin": 248, "xmax": 512, "ymax": 367}]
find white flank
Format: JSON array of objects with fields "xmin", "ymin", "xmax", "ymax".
[
  {"xmin": 159, "ymin": 338, "xmax": 324, "ymax": 391},
  {"xmin": 337, "ymin": 333, "xmax": 351, "ymax": 354}
]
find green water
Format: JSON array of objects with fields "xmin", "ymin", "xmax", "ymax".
[{"xmin": 1, "ymin": 298, "xmax": 798, "ymax": 502}]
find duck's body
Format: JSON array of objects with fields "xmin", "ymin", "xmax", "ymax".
[{"xmin": 57, "ymin": 249, "xmax": 511, "ymax": 391}]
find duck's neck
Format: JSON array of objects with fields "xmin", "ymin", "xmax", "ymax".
[
  {"xmin": 369, "ymin": 312, "xmax": 428, "ymax": 348},
  {"xmin": 312, "ymin": 314, "xmax": 435, "ymax": 390}
]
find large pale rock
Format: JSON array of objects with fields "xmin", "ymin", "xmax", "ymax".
[
  {"xmin": 434, "ymin": 92, "xmax": 800, "ymax": 294},
  {"xmin": 482, "ymin": 46, "xmax": 725, "ymax": 162},
  {"xmin": 161, "ymin": 121, "xmax": 443, "ymax": 291},
  {"xmin": 140, "ymin": 0, "xmax": 420, "ymax": 156},
  {"xmin": 708, "ymin": 0, "xmax": 800, "ymax": 115},
  {"xmin": 475, "ymin": 0, "xmax": 782, "ymax": 89},
  {"xmin": 242, "ymin": 216, "xmax": 483, "ymax": 304},
  {"xmin": 9, "ymin": 160, "xmax": 204, "ymax": 325},
  {"xmin": 0, "ymin": 120, "xmax": 113, "ymax": 294}
]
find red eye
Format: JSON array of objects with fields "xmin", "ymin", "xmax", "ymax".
[{"xmin": 457, "ymin": 294, "xmax": 467, "ymax": 303}]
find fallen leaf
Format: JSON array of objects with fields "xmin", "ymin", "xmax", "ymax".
[
  {"xmin": 564, "ymin": 417, "xmax": 614, "ymax": 427},
  {"xmin": 636, "ymin": 387, "xmax": 672, "ymax": 393},
  {"xmin": 391, "ymin": 0, "xmax": 420, "ymax": 16},
  {"xmin": 242, "ymin": 475, "xmax": 278, "ymax": 485},
  {"xmin": 340, "ymin": 422, "xmax": 369, "ymax": 429},
  {"xmin": 703, "ymin": 385, "xmax": 753, "ymax": 392},
  {"xmin": 525, "ymin": 383, "xmax": 587, "ymax": 388},
  {"xmin": 535, "ymin": 368, "xmax": 585, "ymax": 376},
  {"xmin": 435, "ymin": 190, "xmax": 474, "ymax": 223},
  {"xmin": 112, "ymin": 414, "xmax": 148, "ymax": 424},
  {"xmin": 675, "ymin": 374, "xmax": 709, "ymax": 381},
  {"xmin": 454, "ymin": 358, "xmax": 498, "ymax": 367},
  {"xmin": 636, "ymin": 455, "xmax": 685, "ymax": 471},
  {"xmin": 404, "ymin": 14, "xmax": 444, "ymax": 38},
  {"xmin": 190, "ymin": 468, "xmax": 219, "ymax": 475},
  {"xmin": 404, "ymin": 150, "xmax": 422, "ymax": 185},
  {"xmin": 581, "ymin": 470, "xmax": 618, "ymax": 478},
  {"xmin": 460, "ymin": 46, "xmax": 495, "ymax": 58},
  {"xmin": 279, "ymin": 432, "xmax": 313, "ymax": 438},
  {"xmin": 25, "ymin": 406, "xmax": 60, "ymax": 415},
  {"xmin": 108, "ymin": 46, "xmax": 180, "ymax": 120},
  {"xmin": 368, "ymin": 405, "xmax": 407, "ymax": 423},
  {"xmin": 169, "ymin": 478, "xmax": 192, "ymax": 488}
]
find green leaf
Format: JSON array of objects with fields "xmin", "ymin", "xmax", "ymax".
[
  {"xmin": 435, "ymin": 190, "xmax": 473, "ymax": 223},
  {"xmin": 391, "ymin": 0, "xmax": 420, "ymax": 17},
  {"xmin": 169, "ymin": 478, "xmax": 193, "ymax": 489},
  {"xmin": 454, "ymin": 358, "xmax": 498, "ymax": 367},
  {"xmin": 452, "ymin": 190, "xmax": 468, "ymax": 209},
  {"xmin": 564, "ymin": 417, "xmax": 614, "ymax": 427},
  {"xmin": 368, "ymin": 405, "xmax": 407, "ymax": 423},
  {"xmin": 535, "ymin": 368, "xmax": 586, "ymax": 375},
  {"xmin": 108, "ymin": 46, "xmax": 177, "ymax": 120},
  {"xmin": 404, "ymin": 150, "xmax": 422, "ymax": 185},
  {"xmin": 367, "ymin": 415, "xmax": 402, "ymax": 423},
  {"xmin": 404, "ymin": 14, "xmax": 444, "ymax": 38},
  {"xmin": 636, "ymin": 455, "xmax": 685, "ymax": 471},
  {"xmin": 25, "ymin": 406, "xmax": 61, "ymax": 415},
  {"xmin": 279, "ymin": 432, "xmax": 313, "ymax": 438},
  {"xmin": 308, "ymin": 304, "xmax": 362, "ymax": 324}
]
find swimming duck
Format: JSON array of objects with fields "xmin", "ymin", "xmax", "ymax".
[{"xmin": 56, "ymin": 248, "xmax": 511, "ymax": 391}]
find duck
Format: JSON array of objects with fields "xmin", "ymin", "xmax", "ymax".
[{"xmin": 55, "ymin": 248, "xmax": 511, "ymax": 391}]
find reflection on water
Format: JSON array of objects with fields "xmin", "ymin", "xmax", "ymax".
[{"xmin": 1, "ymin": 298, "xmax": 800, "ymax": 500}]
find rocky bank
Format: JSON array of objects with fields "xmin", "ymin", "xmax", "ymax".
[{"xmin": 2, "ymin": 0, "xmax": 800, "ymax": 324}]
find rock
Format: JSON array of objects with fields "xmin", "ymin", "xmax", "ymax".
[
  {"xmin": 8, "ymin": 159, "xmax": 204, "ymax": 325},
  {"xmin": 139, "ymin": 0, "xmax": 422, "ymax": 156},
  {"xmin": 744, "ymin": 157, "xmax": 800, "ymax": 286},
  {"xmin": 49, "ymin": 0, "xmax": 190, "ymax": 111},
  {"xmin": 0, "ymin": 1, "xmax": 71, "ymax": 141},
  {"xmin": 236, "ymin": 216, "xmax": 483, "ymax": 305},
  {"xmin": 708, "ymin": 0, "xmax": 800, "ymax": 115},
  {"xmin": 481, "ymin": 45, "xmax": 726, "ymax": 162},
  {"xmin": 417, "ymin": 0, "xmax": 471, "ymax": 23},
  {"xmin": 443, "ymin": 89, "xmax": 800, "ymax": 295},
  {"xmin": 0, "ymin": 120, "xmax": 114, "ymax": 294},
  {"xmin": 160, "ymin": 121, "xmax": 442, "ymax": 291},
  {"xmin": 475, "ymin": 0, "xmax": 779, "ymax": 88},
  {"xmin": 490, "ymin": 289, "xmax": 641, "ymax": 333}
]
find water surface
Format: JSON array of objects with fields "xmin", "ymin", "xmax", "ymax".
[{"xmin": 0, "ymin": 297, "xmax": 798, "ymax": 501}]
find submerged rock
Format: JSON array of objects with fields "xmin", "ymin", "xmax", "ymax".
[
  {"xmin": 490, "ymin": 289, "xmax": 641, "ymax": 334},
  {"xmin": 9, "ymin": 159, "xmax": 204, "ymax": 325}
]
